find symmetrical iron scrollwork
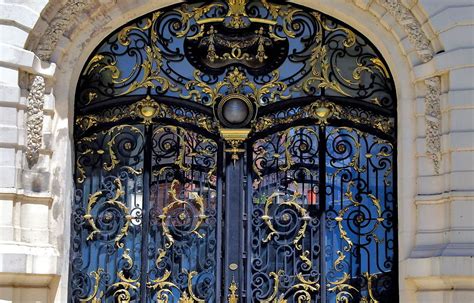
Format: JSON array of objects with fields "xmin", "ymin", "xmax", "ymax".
[
  {"xmin": 77, "ymin": 0, "xmax": 394, "ymax": 111},
  {"xmin": 72, "ymin": 1, "xmax": 397, "ymax": 302},
  {"xmin": 249, "ymin": 123, "xmax": 396, "ymax": 302}
]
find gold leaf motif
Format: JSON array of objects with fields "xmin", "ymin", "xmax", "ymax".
[
  {"xmin": 178, "ymin": 291, "xmax": 194, "ymax": 303},
  {"xmin": 364, "ymin": 272, "xmax": 380, "ymax": 303},
  {"xmin": 79, "ymin": 269, "xmax": 104, "ymax": 302}
]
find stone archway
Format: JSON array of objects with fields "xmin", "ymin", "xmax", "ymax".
[{"xmin": 3, "ymin": 0, "xmax": 471, "ymax": 302}]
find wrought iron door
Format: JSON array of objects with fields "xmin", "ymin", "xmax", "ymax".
[{"xmin": 71, "ymin": 1, "xmax": 397, "ymax": 302}]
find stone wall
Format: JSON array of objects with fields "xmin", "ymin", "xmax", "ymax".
[{"xmin": 0, "ymin": 0, "xmax": 472, "ymax": 302}]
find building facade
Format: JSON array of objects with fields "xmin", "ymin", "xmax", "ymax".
[{"xmin": 0, "ymin": 0, "xmax": 473, "ymax": 302}]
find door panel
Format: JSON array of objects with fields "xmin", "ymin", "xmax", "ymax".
[
  {"xmin": 146, "ymin": 125, "xmax": 221, "ymax": 302},
  {"xmin": 246, "ymin": 125, "xmax": 396, "ymax": 302},
  {"xmin": 71, "ymin": 124, "xmax": 145, "ymax": 302},
  {"xmin": 324, "ymin": 127, "xmax": 396, "ymax": 302},
  {"xmin": 71, "ymin": 121, "xmax": 396, "ymax": 303},
  {"xmin": 249, "ymin": 126, "xmax": 323, "ymax": 302}
]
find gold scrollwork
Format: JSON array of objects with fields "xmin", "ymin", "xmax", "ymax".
[
  {"xmin": 327, "ymin": 272, "xmax": 359, "ymax": 303},
  {"xmin": 80, "ymin": 251, "xmax": 140, "ymax": 302},
  {"xmin": 103, "ymin": 125, "xmax": 143, "ymax": 172},
  {"xmin": 300, "ymin": 250, "xmax": 313, "ymax": 268},
  {"xmin": 294, "ymin": 12, "xmax": 391, "ymax": 99},
  {"xmin": 364, "ymin": 272, "xmax": 380, "ymax": 303},
  {"xmin": 327, "ymin": 180, "xmax": 386, "ymax": 302},
  {"xmin": 260, "ymin": 270, "xmax": 283, "ymax": 303},
  {"xmin": 253, "ymin": 100, "xmax": 394, "ymax": 135},
  {"xmin": 261, "ymin": 0, "xmax": 302, "ymax": 38},
  {"xmin": 76, "ymin": 125, "xmax": 143, "ymax": 183},
  {"xmin": 333, "ymin": 180, "xmax": 384, "ymax": 256},
  {"xmin": 261, "ymin": 188, "xmax": 309, "ymax": 250},
  {"xmin": 159, "ymin": 180, "xmax": 207, "ymax": 249},
  {"xmin": 79, "ymin": 269, "xmax": 104, "ymax": 302},
  {"xmin": 252, "ymin": 126, "xmax": 319, "ymax": 181},
  {"xmin": 147, "ymin": 268, "xmax": 205, "ymax": 303},
  {"xmin": 76, "ymin": 97, "xmax": 217, "ymax": 134},
  {"xmin": 260, "ymin": 269, "xmax": 320, "ymax": 303},
  {"xmin": 110, "ymin": 250, "xmax": 141, "ymax": 303},
  {"xmin": 327, "ymin": 127, "xmax": 366, "ymax": 176},
  {"xmin": 301, "ymin": 43, "xmax": 349, "ymax": 97},
  {"xmin": 82, "ymin": 1, "xmax": 392, "ymax": 108},
  {"xmin": 182, "ymin": 67, "xmax": 289, "ymax": 107},
  {"xmin": 152, "ymin": 125, "xmax": 217, "ymax": 181},
  {"xmin": 312, "ymin": 12, "xmax": 355, "ymax": 48},
  {"xmin": 85, "ymin": 12, "xmax": 177, "ymax": 101},
  {"xmin": 83, "ymin": 178, "xmax": 132, "ymax": 248},
  {"xmin": 147, "ymin": 269, "xmax": 179, "ymax": 302}
]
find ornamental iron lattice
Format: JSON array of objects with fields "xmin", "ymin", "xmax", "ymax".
[{"xmin": 71, "ymin": 1, "xmax": 397, "ymax": 302}]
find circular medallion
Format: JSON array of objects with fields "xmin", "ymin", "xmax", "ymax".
[{"xmin": 217, "ymin": 94, "xmax": 254, "ymax": 128}]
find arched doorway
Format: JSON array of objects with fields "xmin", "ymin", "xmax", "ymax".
[{"xmin": 70, "ymin": 1, "xmax": 397, "ymax": 302}]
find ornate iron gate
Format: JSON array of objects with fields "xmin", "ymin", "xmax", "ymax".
[{"xmin": 70, "ymin": 1, "xmax": 397, "ymax": 302}]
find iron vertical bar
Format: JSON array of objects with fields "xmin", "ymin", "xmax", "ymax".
[
  {"xmin": 319, "ymin": 125, "xmax": 327, "ymax": 303},
  {"xmin": 216, "ymin": 142, "xmax": 224, "ymax": 301},
  {"xmin": 223, "ymin": 148, "xmax": 244, "ymax": 301},
  {"xmin": 140, "ymin": 124, "xmax": 152, "ymax": 302},
  {"xmin": 245, "ymin": 142, "xmax": 253, "ymax": 303}
]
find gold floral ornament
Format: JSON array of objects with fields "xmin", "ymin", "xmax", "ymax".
[
  {"xmin": 226, "ymin": 0, "xmax": 250, "ymax": 29},
  {"xmin": 182, "ymin": 67, "xmax": 290, "ymax": 107}
]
